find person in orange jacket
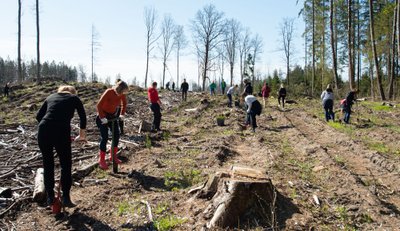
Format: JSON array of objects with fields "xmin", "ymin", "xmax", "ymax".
[{"xmin": 96, "ymin": 80, "xmax": 129, "ymax": 170}]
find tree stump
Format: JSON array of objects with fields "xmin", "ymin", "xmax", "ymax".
[
  {"xmin": 32, "ymin": 168, "xmax": 46, "ymax": 203},
  {"xmin": 196, "ymin": 166, "xmax": 276, "ymax": 229}
]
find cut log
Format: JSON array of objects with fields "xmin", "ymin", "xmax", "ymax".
[
  {"xmin": 32, "ymin": 168, "xmax": 46, "ymax": 203},
  {"xmin": 195, "ymin": 166, "xmax": 276, "ymax": 228}
]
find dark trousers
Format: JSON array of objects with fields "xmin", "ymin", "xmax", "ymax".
[
  {"xmin": 227, "ymin": 94, "xmax": 232, "ymax": 107},
  {"xmin": 323, "ymin": 99, "xmax": 335, "ymax": 121},
  {"xmin": 246, "ymin": 111, "xmax": 257, "ymax": 129},
  {"xmin": 278, "ymin": 95, "xmax": 286, "ymax": 108},
  {"xmin": 96, "ymin": 116, "xmax": 120, "ymax": 152},
  {"xmin": 38, "ymin": 122, "xmax": 72, "ymax": 201},
  {"xmin": 343, "ymin": 105, "xmax": 352, "ymax": 124},
  {"xmin": 182, "ymin": 91, "xmax": 187, "ymax": 101},
  {"xmin": 150, "ymin": 103, "xmax": 162, "ymax": 130}
]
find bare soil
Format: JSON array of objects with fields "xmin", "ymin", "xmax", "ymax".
[{"xmin": 1, "ymin": 81, "xmax": 400, "ymax": 230}]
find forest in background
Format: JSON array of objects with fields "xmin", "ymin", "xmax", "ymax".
[{"xmin": 1, "ymin": 0, "xmax": 400, "ymax": 100}]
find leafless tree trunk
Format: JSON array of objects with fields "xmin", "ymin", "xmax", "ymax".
[
  {"xmin": 174, "ymin": 25, "xmax": 187, "ymax": 87},
  {"xmin": 159, "ymin": 15, "xmax": 175, "ymax": 88},
  {"xmin": 191, "ymin": 4, "xmax": 225, "ymax": 91},
  {"xmin": 238, "ymin": 29, "xmax": 251, "ymax": 90},
  {"xmin": 280, "ymin": 18, "xmax": 295, "ymax": 87},
  {"xmin": 389, "ymin": 1, "xmax": 397, "ymax": 100},
  {"xmin": 250, "ymin": 34, "xmax": 263, "ymax": 86},
  {"xmin": 91, "ymin": 24, "xmax": 100, "ymax": 82},
  {"xmin": 312, "ymin": 0, "xmax": 315, "ymax": 96},
  {"xmin": 348, "ymin": 0, "xmax": 355, "ymax": 89},
  {"xmin": 369, "ymin": 0, "xmax": 386, "ymax": 100},
  {"xmin": 330, "ymin": 0, "xmax": 339, "ymax": 94},
  {"xmin": 144, "ymin": 7, "xmax": 159, "ymax": 88},
  {"xmin": 36, "ymin": 0, "xmax": 40, "ymax": 82},
  {"xmin": 17, "ymin": 0, "xmax": 22, "ymax": 82},
  {"xmin": 224, "ymin": 19, "xmax": 241, "ymax": 86}
]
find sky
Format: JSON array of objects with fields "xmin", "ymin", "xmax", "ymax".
[{"xmin": 0, "ymin": 0, "xmax": 305, "ymax": 87}]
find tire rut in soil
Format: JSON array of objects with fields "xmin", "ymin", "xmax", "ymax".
[{"xmin": 278, "ymin": 108, "xmax": 400, "ymax": 227}]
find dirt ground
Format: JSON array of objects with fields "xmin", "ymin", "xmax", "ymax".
[{"xmin": 1, "ymin": 81, "xmax": 400, "ymax": 230}]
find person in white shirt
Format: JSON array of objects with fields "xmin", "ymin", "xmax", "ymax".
[
  {"xmin": 226, "ymin": 84, "xmax": 238, "ymax": 107},
  {"xmin": 242, "ymin": 92, "xmax": 262, "ymax": 132},
  {"xmin": 320, "ymin": 84, "xmax": 335, "ymax": 122}
]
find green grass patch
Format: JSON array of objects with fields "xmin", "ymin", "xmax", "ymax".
[
  {"xmin": 116, "ymin": 200, "xmax": 140, "ymax": 216},
  {"xmin": 164, "ymin": 169, "xmax": 203, "ymax": 190},
  {"xmin": 153, "ymin": 215, "xmax": 186, "ymax": 231},
  {"xmin": 366, "ymin": 140, "xmax": 389, "ymax": 153},
  {"xmin": 372, "ymin": 105, "xmax": 392, "ymax": 111},
  {"xmin": 145, "ymin": 134, "xmax": 152, "ymax": 149},
  {"xmin": 327, "ymin": 121, "xmax": 353, "ymax": 134}
]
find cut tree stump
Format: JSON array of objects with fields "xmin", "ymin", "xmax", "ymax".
[
  {"xmin": 32, "ymin": 168, "xmax": 46, "ymax": 203},
  {"xmin": 195, "ymin": 166, "xmax": 275, "ymax": 229}
]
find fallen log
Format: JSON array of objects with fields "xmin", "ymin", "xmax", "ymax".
[
  {"xmin": 32, "ymin": 168, "xmax": 46, "ymax": 203},
  {"xmin": 72, "ymin": 162, "xmax": 99, "ymax": 181}
]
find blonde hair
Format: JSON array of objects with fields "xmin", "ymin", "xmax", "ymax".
[
  {"xmin": 57, "ymin": 85, "xmax": 77, "ymax": 95},
  {"xmin": 114, "ymin": 80, "xmax": 129, "ymax": 94}
]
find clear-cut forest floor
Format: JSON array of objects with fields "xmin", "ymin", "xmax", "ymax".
[{"xmin": 1, "ymin": 81, "xmax": 400, "ymax": 230}]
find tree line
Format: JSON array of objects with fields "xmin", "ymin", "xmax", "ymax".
[{"xmin": 3, "ymin": 1, "xmax": 400, "ymax": 100}]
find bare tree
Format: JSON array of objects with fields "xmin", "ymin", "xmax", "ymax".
[
  {"xmin": 330, "ymin": 0, "xmax": 339, "ymax": 94},
  {"xmin": 144, "ymin": 6, "xmax": 159, "ymax": 88},
  {"xmin": 280, "ymin": 18, "xmax": 295, "ymax": 86},
  {"xmin": 173, "ymin": 25, "xmax": 187, "ymax": 86},
  {"xmin": 368, "ymin": 0, "xmax": 385, "ymax": 100},
  {"xmin": 224, "ymin": 19, "xmax": 241, "ymax": 86},
  {"xmin": 78, "ymin": 65, "xmax": 87, "ymax": 83},
  {"xmin": 18, "ymin": 0, "xmax": 22, "ymax": 82},
  {"xmin": 348, "ymin": 0, "xmax": 355, "ymax": 89},
  {"xmin": 36, "ymin": 0, "xmax": 40, "ymax": 82},
  {"xmin": 191, "ymin": 4, "xmax": 225, "ymax": 90},
  {"xmin": 238, "ymin": 28, "xmax": 251, "ymax": 90},
  {"xmin": 159, "ymin": 14, "xmax": 175, "ymax": 88},
  {"xmin": 250, "ymin": 34, "xmax": 263, "ymax": 86},
  {"xmin": 91, "ymin": 24, "xmax": 101, "ymax": 82},
  {"xmin": 389, "ymin": 0, "xmax": 398, "ymax": 99}
]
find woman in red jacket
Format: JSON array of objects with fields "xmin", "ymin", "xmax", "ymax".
[
  {"xmin": 148, "ymin": 81, "xmax": 162, "ymax": 132},
  {"xmin": 96, "ymin": 80, "xmax": 128, "ymax": 170}
]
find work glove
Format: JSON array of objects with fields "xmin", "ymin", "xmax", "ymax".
[
  {"xmin": 100, "ymin": 118, "xmax": 108, "ymax": 124},
  {"xmin": 119, "ymin": 115, "xmax": 124, "ymax": 121}
]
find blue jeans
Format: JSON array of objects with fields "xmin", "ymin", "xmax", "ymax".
[
  {"xmin": 96, "ymin": 116, "xmax": 120, "ymax": 152},
  {"xmin": 343, "ymin": 105, "xmax": 352, "ymax": 124}
]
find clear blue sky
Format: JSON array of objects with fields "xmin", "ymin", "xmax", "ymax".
[{"xmin": 0, "ymin": 0, "xmax": 304, "ymax": 86}]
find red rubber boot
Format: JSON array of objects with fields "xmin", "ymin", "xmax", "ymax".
[
  {"xmin": 99, "ymin": 150, "xmax": 108, "ymax": 170},
  {"xmin": 109, "ymin": 147, "xmax": 122, "ymax": 164}
]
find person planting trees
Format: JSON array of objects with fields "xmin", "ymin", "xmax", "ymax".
[
  {"xmin": 320, "ymin": 84, "xmax": 335, "ymax": 122},
  {"xmin": 148, "ymin": 81, "xmax": 162, "ymax": 132},
  {"xmin": 261, "ymin": 81, "xmax": 271, "ymax": 107},
  {"xmin": 36, "ymin": 85, "xmax": 87, "ymax": 208},
  {"xmin": 180, "ymin": 78, "xmax": 189, "ymax": 101},
  {"xmin": 278, "ymin": 84, "xmax": 286, "ymax": 109},
  {"xmin": 226, "ymin": 84, "xmax": 238, "ymax": 107},
  {"xmin": 96, "ymin": 80, "xmax": 129, "ymax": 170},
  {"xmin": 242, "ymin": 92, "xmax": 262, "ymax": 132},
  {"xmin": 343, "ymin": 88, "xmax": 358, "ymax": 124}
]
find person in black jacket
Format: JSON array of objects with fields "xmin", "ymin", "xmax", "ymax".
[
  {"xmin": 36, "ymin": 85, "xmax": 87, "ymax": 208},
  {"xmin": 343, "ymin": 88, "xmax": 358, "ymax": 124},
  {"xmin": 278, "ymin": 84, "xmax": 287, "ymax": 109},
  {"xmin": 243, "ymin": 78, "xmax": 253, "ymax": 95},
  {"xmin": 180, "ymin": 79, "xmax": 189, "ymax": 101},
  {"xmin": 4, "ymin": 82, "xmax": 10, "ymax": 97}
]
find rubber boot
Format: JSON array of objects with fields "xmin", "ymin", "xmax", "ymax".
[
  {"xmin": 110, "ymin": 147, "xmax": 122, "ymax": 164},
  {"xmin": 99, "ymin": 151, "xmax": 108, "ymax": 170},
  {"xmin": 62, "ymin": 191, "xmax": 76, "ymax": 208}
]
